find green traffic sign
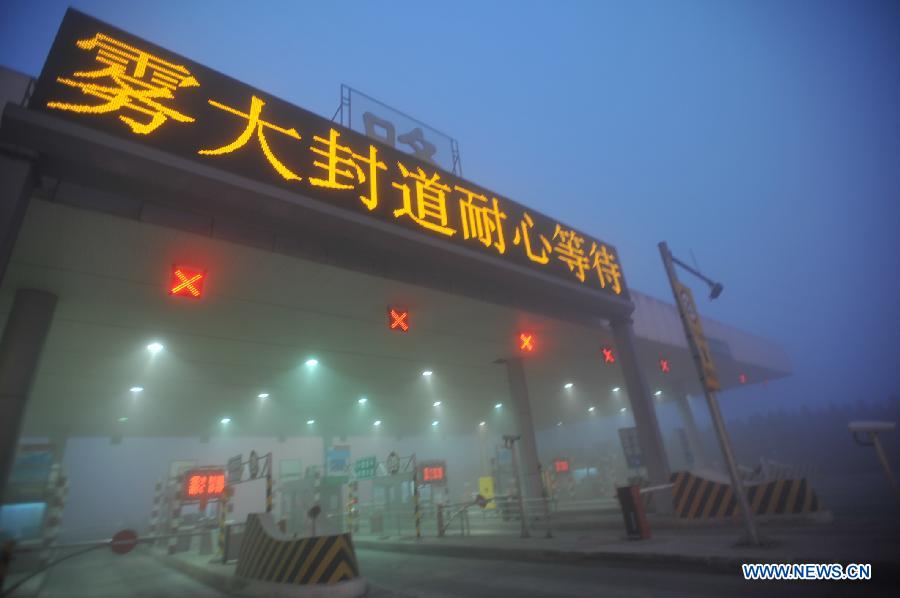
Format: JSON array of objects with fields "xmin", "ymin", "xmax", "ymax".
[{"xmin": 354, "ymin": 456, "xmax": 377, "ymax": 480}]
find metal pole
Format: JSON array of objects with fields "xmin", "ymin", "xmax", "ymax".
[
  {"xmin": 506, "ymin": 436, "xmax": 530, "ymax": 539},
  {"xmin": 265, "ymin": 453, "xmax": 273, "ymax": 514},
  {"xmin": 538, "ymin": 463, "xmax": 553, "ymax": 538},
  {"xmin": 412, "ymin": 454, "xmax": 421, "ymax": 540},
  {"xmin": 658, "ymin": 241, "xmax": 760, "ymax": 546},
  {"xmin": 218, "ymin": 486, "xmax": 229, "ymax": 563},
  {"xmin": 870, "ymin": 434, "xmax": 900, "ymax": 503}
]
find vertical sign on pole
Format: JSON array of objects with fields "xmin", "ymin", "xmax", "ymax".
[{"xmin": 658, "ymin": 241, "xmax": 759, "ymax": 545}]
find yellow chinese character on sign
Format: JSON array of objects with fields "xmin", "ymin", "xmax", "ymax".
[
  {"xmin": 590, "ymin": 242, "xmax": 623, "ymax": 294},
  {"xmin": 199, "ymin": 95, "xmax": 302, "ymax": 181},
  {"xmin": 552, "ymin": 224, "xmax": 589, "ymax": 282},
  {"xmin": 309, "ymin": 128, "xmax": 387, "ymax": 211},
  {"xmin": 513, "ymin": 212, "xmax": 552, "ymax": 265},
  {"xmin": 392, "ymin": 163, "xmax": 456, "ymax": 236},
  {"xmin": 456, "ymin": 186, "xmax": 507, "ymax": 254},
  {"xmin": 46, "ymin": 33, "xmax": 199, "ymax": 134}
]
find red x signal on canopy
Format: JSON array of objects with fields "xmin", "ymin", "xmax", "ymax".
[
  {"xmin": 519, "ymin": 333, "xmax": 535, "ymax": 352},
  {"xmin": 389, "ymin": 308, "xmax": 409, "ymax": 332},
  {"xmin": 170, "ymin": 266, "xmax": 205, "ymax": 298},
  {"xmin": 659, "ymin": 358, "xmax": 670, "ymax": 373},
  {"xmin": 602, "ymin": 347, "xmax": 616, "ymax": 364}
]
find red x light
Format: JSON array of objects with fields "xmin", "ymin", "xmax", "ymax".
[
  {"xmin": 519, "ymin": 332, "xmax": 535, "ymax": 353},
  {"xmin": 554, "ymin": 459, "xmax": 569, "ymax": 473},
  {"xmin": 659, "ymin": 358, "xmax": 670, "ymax": 373},
  {"xmin": 170, "ymin": 265, "xmax": 205, "ymax": 299},
  {"xmin": 388, "ymin": 308, "xmax": 409, "ymax": 332},
  {"xmin": 602, "ymin": 347, "xmax": 616, "ymax": 364},
  {"xmin": 739, "ymin": 373, "xmax": 747, "ymax": 384}
]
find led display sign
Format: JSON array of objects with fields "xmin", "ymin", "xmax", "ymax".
[
  {"xmin": 183, "ymin": 469, "xmax": 226, "ymax": 501},
  {"xmin": 554, "ymin": 459, "xmax": 570, "ymax": 473},
  {"xmin": 422, "ymin": 466, "xmax": 445, "ymax": 482},
  {"xmin": 31, "ymin": 10, "xmax": 629, "ymax": 300}
]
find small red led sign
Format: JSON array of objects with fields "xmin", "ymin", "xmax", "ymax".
[
  {"xmin": 183, "ymin": 469, "xmax": 226, "ymax": 501},
  {"xmin": 554, "ymin": 459, "xmax": 569, "ymax": 473},
  {"xmin": 659, "ymin": 359, "xmax": 670, "ymax": 374},
  {"xmin": 388, "ymin": 308, "xmax": 409, "ymax": 332},
  {"xmin": 170, "ymin": 265, "xmax": 205, "ymax": 299},
  {"xmin": 602, "ymin": 347, "xmax": 616, "ymax": 364},
  {"xmin": 422, "ymin": 466, "xmax": 444, "ymax": 482},
  {"xmin": 519, "ymin": 333, "xmax": 535, "ymax": 352}
]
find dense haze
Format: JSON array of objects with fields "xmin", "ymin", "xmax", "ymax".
[{"xmin": 1, "ymin": 0, "xmax": 898, "ymax": 426}]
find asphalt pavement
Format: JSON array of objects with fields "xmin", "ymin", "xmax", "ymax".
[
  {"xmin": 13, "ymin": 543, "xmax": 897, "ymax": 597},
  {"xmin": 357, "ymin": 548, "xmax": 895, "ymax": 598},
  {"xmin": 24, "ymin": 546, "xmax": 227, "ymax": 598}
]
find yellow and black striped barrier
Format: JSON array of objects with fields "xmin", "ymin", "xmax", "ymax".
[
  {"xmin": 670, "ymin": 471, "xmax": 821, "ymax": 519},
  {"xmin": 235, "ymin": 514, "xmax": 359, "ymax": 586}
]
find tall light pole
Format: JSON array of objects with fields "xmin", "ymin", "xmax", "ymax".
[{"xmin": 658, "ymin": 242, "xmax": 760, "ymax": 546}]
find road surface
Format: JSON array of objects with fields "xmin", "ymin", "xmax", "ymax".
[
  {"xmin": 23, "ymin": 545, "xmax": 895, "ymax": 597},
  {"xmin": 31, "ymin": 547, "xmax": 224, "ymax": 598},
  {"xmin": 358, "ymin": 548, "xmax": 893, "ymax": 597}
]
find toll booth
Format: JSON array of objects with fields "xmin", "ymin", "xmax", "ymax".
[
  {"xmin": 548, "ymin": 457, "xmax": 576, "ymax": 503},
  {"xmin": 416, "ymin": 460, "xmax": 449, "ymax": 506},
  {"xmin": 491, "ymin": 446, "xmax": 519, "ymax": 520},
  {"xmin": 0, "ymin": 444, "xmax": 66, "ymax": 568},
  {"xmin": 279, "ymin": 466, "xmax": 344, "ymax": 537},
  {"xmin": 368, "ymin": 471, "xmax": 414, "ymax": 535}
]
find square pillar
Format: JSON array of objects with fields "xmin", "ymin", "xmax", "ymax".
[
  {"xmin": 672, "ymin": 380, "xmax": 708, "ymax": 470},
  {"xmin": 610, "ymin": 317, "xmax": 673, "ymax": 513},
  {"xmin": 0, "ymin": 289, "xmax": 58, "ymax": 499},
  {"xmin": 503, "ymin": 357, "xmax": 544, "ymax": 500},
  {"xmin": 0, "ymin": 153, "xmax": 36, "ymax": 281}
]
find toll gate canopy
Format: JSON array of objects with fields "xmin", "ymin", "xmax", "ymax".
[{"xmin": 0, "ymin": 9, "xmax": 790, "ymax": 546}]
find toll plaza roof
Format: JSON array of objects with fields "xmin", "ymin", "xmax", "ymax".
[{"xmin": 0, "ymin": 54, "xmax": 790, "ymax": 440}]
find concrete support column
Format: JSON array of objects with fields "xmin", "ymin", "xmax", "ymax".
[
  {"xmin": 503, "ymin": 357, "xmax": 543, "ymax": 500},
  {"xmin": 0, "ymin": 154, "xmax": 36, "ymax": 282},
  {"xmin": 0, "ymin": 289, "xmax": 58, "ymax": 499},
  {"xmin": 610, "ymin": 317, "xmax": 673, "ymax": 513},
  {"xmin": 672, "ymin": 381, "xmax": 708, "ymax": 469}
]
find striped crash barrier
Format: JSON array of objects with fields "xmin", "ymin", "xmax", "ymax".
[
  {"xmin": 671, "ymin": 471, "xmax": 821, "ymax": 519},
  {"xmin": 235, "ymin": 513, "xmax": 364, "ymax": 595}
]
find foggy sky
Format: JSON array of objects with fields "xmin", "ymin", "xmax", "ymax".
[{"xmin": 1, "ymin": 0, "xmax": 898, "ymax": 420}]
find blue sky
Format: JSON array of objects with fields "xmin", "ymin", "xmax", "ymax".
[{"xmin": 1, "ymin": 0, "xmax": 898, "ymax": 419}]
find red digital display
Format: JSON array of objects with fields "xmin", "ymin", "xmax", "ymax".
[
  {"xmin": 422, "ymin": 466, "xmax": 444, "ymax": 482},
  {"xmin": 388, "ymin": 308, "xmax": 409, "ymax": 332},
  {"xmin": 170, "ymin": 265, "xmax": 205, "ymax": 299},
  {"xmin": 184, "ymin": 470, "xmax": 226, "ymax": 500},
  {"xmin": 519, "ymin": 332, "xmax": 535, "ymax": 352},
  {"xmin": 602, "ymin": 347, "xmax": 616, "ymax": 364},
  {"xmin": 659, "ymin": 358, "xmax": 670, "ymax": 373},
  {"xmin": 554, "ymin": 459, "xmax": 569, "ymax": 473}
]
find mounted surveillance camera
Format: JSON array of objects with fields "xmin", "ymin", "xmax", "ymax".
[{"xmin": 848, "ymin": 421, "xmax": 896, "ymax": 433}]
